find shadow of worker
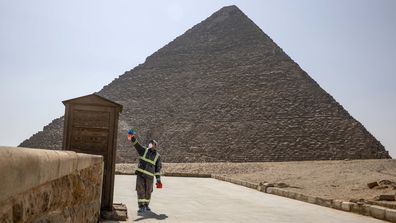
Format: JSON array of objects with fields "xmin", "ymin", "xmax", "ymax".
[{"xmin": 134, "ymin": 211, "xmax": 168, "ymax": 221}]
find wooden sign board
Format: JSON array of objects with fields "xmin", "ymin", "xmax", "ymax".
[{"xmin": 62, "ymin": 94, "xmax": 122, "ymax": 211}]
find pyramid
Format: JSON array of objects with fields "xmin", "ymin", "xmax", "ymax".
[{"xmin": 20, "ymin": 5, "xmax": 391, "ymax": 162}]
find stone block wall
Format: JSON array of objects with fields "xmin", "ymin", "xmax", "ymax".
[{"xmin": 0, "ymin": 147, "xmax": 103, "ymax": 223}]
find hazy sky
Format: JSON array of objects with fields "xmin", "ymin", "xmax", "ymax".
[{"xmin": 0, "ymin": 0, "xmax": 395, "ymax": 157}]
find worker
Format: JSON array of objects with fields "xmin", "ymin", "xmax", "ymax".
[{"xmin": 128, "ymin": 129, "xmax": 162, "ymax": 215}]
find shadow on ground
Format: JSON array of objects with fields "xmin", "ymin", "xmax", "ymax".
[{"xmin": 134, "ymin": 211, "xmax": 168, "ymax": 221}]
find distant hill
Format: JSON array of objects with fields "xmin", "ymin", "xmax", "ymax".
[{"xmin": 19, "ymin": 5, "xmax": 391, "ymax": 162}]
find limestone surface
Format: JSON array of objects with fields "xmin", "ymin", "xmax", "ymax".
[{"xmin": 0, "ymin": 159, "xmax": 103, "ymax": 223}]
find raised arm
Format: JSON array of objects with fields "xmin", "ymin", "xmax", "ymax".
[{"xmin": 131, "ymin": 136, "xmax": 146, "ymax": 156}]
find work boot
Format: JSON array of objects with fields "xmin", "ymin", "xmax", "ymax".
[
  {"xmin": 145, "ymin": 204, "xmax": 151, "ymax": 212},
  {"xmin": 137, "ymin": 206, "xmax": 145, "ymax": 215}
]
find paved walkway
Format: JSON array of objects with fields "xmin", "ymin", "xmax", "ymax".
[{"xmin": 102, "ymin": 175, "xmax": 387, "ymax": 223}]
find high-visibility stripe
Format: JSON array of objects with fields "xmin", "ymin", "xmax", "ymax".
[
  {"xmin": 138, "ymin": 199, "xmax": 150, "ymax": 203},
  {"xmin": 153, "ymin": 152, "xmax": 160, "ymax": 163},
  {"xmin": 143, "ymin": 148, "xmax": 148, "ymax": 157},
  {"xmin": 154, "ymin": 172, "xmax": 161, "ymax": 176},
  {"xmin": 139, "ymin": 148, "xmax": 160, "ymax": 165},
  {"xmin": 136, "ymin": 168, "xmax": 154, "ymax": 177}
]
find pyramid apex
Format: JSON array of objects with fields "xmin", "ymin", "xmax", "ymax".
[
  {"xmin": 144, "ymin": 4, "xmax": 264, "ymax": 65},
  {"xmin": 212, "ymin": 5, "xmax": 244, "ymax": 18},
  {"xmin": 219, "ymin": 5, "xmax": 241, "ymax": 11}
]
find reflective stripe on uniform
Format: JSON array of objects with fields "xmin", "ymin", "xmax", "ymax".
[
  {"xmin": 138, "ymin": 199, "xmax": 150, "ymax": 203},
  {"xmin": 154, "ymin": 172, "xmax": 161, "ymax": 176},
  {"xmin": 136, "ymin": 168, "xmax": 154, "ymax": 177},
  {"xmin": 139, "ymin": 148, "xmax": 160, "ymax": 165}
]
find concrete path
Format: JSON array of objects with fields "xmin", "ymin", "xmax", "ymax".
[{"xmin": 102, "ymin": 175, "xmax": 387, "ymax": 223}]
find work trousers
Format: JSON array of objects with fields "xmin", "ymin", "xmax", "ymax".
[{"xmin": 136, "ymin": 174, "xmax": 154, "ymax": 207}]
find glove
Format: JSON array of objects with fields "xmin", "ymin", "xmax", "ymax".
[
  {"xmin": 156, "ymin": 181, "xmax": 163, "ymax": 189},
  {"xmin": 127, "ymin": 129, "xmax": 136, "ymax": 141}
]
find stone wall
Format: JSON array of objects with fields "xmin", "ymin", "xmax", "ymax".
[{"xmin": 0, "ymin": 147, "xmax": 103, "ymax": 223}]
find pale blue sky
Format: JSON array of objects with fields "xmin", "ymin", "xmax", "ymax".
[{"xmin": 0, "ymin": 0, "xmax": 395, "ymax": 157}]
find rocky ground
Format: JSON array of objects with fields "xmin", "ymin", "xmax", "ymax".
[{"xmin": 116, "ymin": 159, "xmax": 396, "ymax": 208}]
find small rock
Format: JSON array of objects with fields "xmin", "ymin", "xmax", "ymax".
[
  {"xmin": 350, "ymin": 198, "xmax": 366, "ymax": 204},
  {"xmin": 258, "ymin": 181, "xmax": 267, "ymax": 186},
  {"xmin": 378, "ymin": 179, "xmax": 396, "ymax": 189},
  {"xmin": 378, "ymin": 180, "xmax": 393, "ymax": 185},
  {"xmin": 375, "ymin": 185, "xmax": 389, "ymax": 190},
  {"xmin": 367, "ymin": 181, "xmax": 379, "ymax": 189},
  {"xmin": 376, "ymin": 194, "xmax": 396, "ymax": 201},
  {"xmin": 275, "ymin": 183, "xmax": 289, "ymax": 188}
]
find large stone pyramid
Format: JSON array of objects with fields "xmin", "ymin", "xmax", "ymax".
[{"xmin": 20, "ymin": 5, "xmax": 391, "ymax": 162}]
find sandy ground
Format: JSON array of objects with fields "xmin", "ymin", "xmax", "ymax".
[{"xmin": 116, "ymin": 159, "xmax": 396, "ymax": 208}]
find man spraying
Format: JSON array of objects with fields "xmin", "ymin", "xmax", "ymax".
[{"xmin": 128, "ymin": 129, "xmax": 163, "ymax": 215}]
